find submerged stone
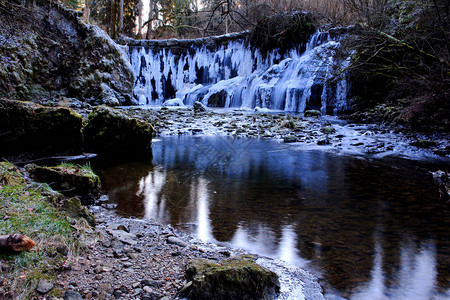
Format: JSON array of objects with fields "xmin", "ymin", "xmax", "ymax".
[
  {"xmin": 83, "ymin": 106, "xmax": 153, "ymax": 159},
  {"xmin": 0, "ymin": 99, "xmax": 83, "ymax": 156},
  {"xmin": 183, "ymin": 255, "xmax": 280, "ymax": 300}
]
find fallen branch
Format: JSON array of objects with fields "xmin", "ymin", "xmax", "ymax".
[{"xmin": 0, "ymin": 234, "xmax": 35, "ymax": 252}]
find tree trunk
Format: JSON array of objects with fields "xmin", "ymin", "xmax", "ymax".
[
  {"xmin": 137, "ymin": 0, "xmax": 143, "ymax": 39},
  {"xmin": 119, "ymin": 0, "xmax": 124, "ymax": 32},
  {"xmin": 146, "ymin": 0, "xmax": 153, "ymax": 39},
  {"xmin": 111, "ymin": 0, "xmax": 117, "ymax": 38},
  {"xmin": 0, "ymin": 234, "xmax": 35, "ymax": 252},
  {"xmin": 83, "ymin": 0, "xmax": 90, "ymax": 23}
]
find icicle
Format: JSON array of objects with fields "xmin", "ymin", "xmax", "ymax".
[{"xmin": 128, "ymin": 31, "xmax": 350, "ymax": 114}]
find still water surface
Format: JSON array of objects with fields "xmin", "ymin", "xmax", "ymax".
[{"xmin": 97, "ymin": 136, "xmax": 450, "ymax": 299}]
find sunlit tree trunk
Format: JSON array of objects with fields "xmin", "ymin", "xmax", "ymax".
[
  {"xmin": 137, "ymin": 0, "xmax": 143, "ymax": 39},
  {"xmin": 119, "ymin": 0, "xmax": 124, "ymax": 32},
  {"xmin": 83, "ymin": 0, "xmax": 90, "ymax": 23},
  {"xmin": 111, "ymin": 0, "xmax": 117, "ymax": 38},
  {"xmin": 146, "ymin": 0, "xmax": 153, "ymax": 39}
]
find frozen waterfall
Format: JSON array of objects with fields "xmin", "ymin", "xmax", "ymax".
[{"xmin": 129, "ymin": 31, "xmax": 350, "ymax": 114}]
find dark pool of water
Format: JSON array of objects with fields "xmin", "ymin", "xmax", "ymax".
[{"xmin": 96, "ymin": 136, "xmax": 450, "ymax": 299}]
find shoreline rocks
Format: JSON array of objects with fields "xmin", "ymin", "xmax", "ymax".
[
  {"xmin": 0, "ymin": 99, "xmax": 83, "ymax": 156},
  {"xmin": 183, "ymin": 256, "xmax": 280, "ymax": 300},
  {"xmin": 83, "ymin": 106, "xmax": 154, "ymax": 159}
]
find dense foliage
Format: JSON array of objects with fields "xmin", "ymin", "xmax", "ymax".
[{"xmin": 343, "ymin": 0, "xmax": 449, "ymax": 131}]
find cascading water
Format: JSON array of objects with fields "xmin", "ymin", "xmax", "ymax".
[{"xmin": 129, "ymin": 31, "xmax": 350, "ymax": 114}]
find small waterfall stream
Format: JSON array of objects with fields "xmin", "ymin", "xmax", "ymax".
[{"xmin": 129, "ymin": 31, "xmax": 350, "ymax": 114}]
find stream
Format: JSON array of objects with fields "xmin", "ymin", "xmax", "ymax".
[{"xmin": 96, "ymin": 135, "xmax": 450, "ymax": 299}]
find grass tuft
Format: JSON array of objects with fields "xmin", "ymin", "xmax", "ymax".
[{"xmin": 0, "ymin": 161, "xmax": 88, "ymax": 298}]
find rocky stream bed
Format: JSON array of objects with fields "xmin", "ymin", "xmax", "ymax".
[
  {"xmin": 118, "ymin": 105, "xmax": 450, "ymax": 161},
  {"xmin": 1, "ymin": 103, "xmax": 449, "ymax": 300}
]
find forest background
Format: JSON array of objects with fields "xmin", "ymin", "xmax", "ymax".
[{"xmin": 58, "ymin": 0, "xmax": 449, "ymax": 130}]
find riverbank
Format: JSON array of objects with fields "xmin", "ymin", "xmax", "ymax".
[
  {"xmin": 1, "ymin": 104, "xmax": 448, "ymax": 299},
  {"xmin": 0, "ymin": 160, "xmax": 324, "ymax": 299},
  {"xmin": 117, "ymin": 106, "xmax": 449, "ymax": 162}
]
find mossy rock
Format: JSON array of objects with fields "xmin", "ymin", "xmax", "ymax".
[
  {"xmin": 283, "ymin": 135, "xmax": 298, "ymax": 143},
  {"xmin": 304, "ymin": 110, "xmax": 322, "ymax": 117},
  {"xmin": 0, "ymin": 99, "xmax": 82, "ymax": 156},
  {"xmin": 26, "ymin": 163, "xmax": 100, "ymax": 204},
  {"xmin": 61, "ymin": 197, "xmax": 96, "ymax": 226},
  {"xmin": 320, "ymin": 126, "xmax": 336, "ymax": 134},
  {"xmin": 83, "ymin": 106, "xmax": 153, "ymax": 159},
  {"xmin": 183, "ymin": 255, "xmax": 280, "ymax": 300}
]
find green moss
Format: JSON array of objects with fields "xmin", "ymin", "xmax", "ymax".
[
  {"xmin": 320, "ymin": 126, "xmax": 336, "ymax": 134},
  {"xmin": 26, "ymin": 163, "xmax": 101, "ymax": 204},
  {"xmin": 184, "ymin": 255, "xmax": 280, "ymax": 300},
  {"xmin": 83, "ymin": 106, "xmax": 153, "ymax": 158},
  {"xmin": 0, "ymin": 162, "xmax": 80, "ymax": 298},
  {"xmin": 304, "ymin": 110, "xmax": 322, "ymax": 117}
]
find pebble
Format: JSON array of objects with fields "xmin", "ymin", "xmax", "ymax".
[
  {"xmin": 63, "ymin": 290, "xmax": 83, "ymax": 300},
  {"xmin": 36, "ymin": 279, "xmax": 54, "ymax": 294}
]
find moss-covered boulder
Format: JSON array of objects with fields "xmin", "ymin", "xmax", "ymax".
[
  {"xmin": 26, "ymin": 163, "xmax": 100, "ymax": 204},
  {"xmin": 0, "ymin": 99, "xmax": 82, "ymax": 156},
  {"xmin": 83, "ymin": 106, "xmax": 153, "ymax": 158},
  {"xmin": 0, "ymin": 0, "xmax": 134, "ymax": 105},
  {"xmin": 183, "ymin": 255, "xmax": 280, "ymax": 300},
  {"xmin": 61, "ymin": 197, "xmax": 96, "ymax": 226},
  {"xmin": 304, "ymin": 110, "xmax": 322, "ymax": 117}
]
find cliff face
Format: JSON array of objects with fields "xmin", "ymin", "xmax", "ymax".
[{"xmin": 0, "ymin": 0, "xmax": 134, "ymax": 106}]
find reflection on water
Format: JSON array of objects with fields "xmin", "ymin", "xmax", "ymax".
[{"xmin": 97, "ymin": 136, "xmax": 450, "ymax": 298}]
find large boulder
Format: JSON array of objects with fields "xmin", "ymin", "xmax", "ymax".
[
  {"xmin": 83, "ymin": 106, "xmax": 153, "ymax": 159},
  {"xmin": 0, "ymin": 0, "xmax": 134, "ymax": 105},
  {"xmin": 182, "ymin": 255, "xmax": 280, "ymax": 300},
  {"xmin": 0, "ymin": 99, "xmax": 83, "ymax": 156},
  {"xmin": 26, "ymin": 163, "xmax": 100, "ymax": 204}
]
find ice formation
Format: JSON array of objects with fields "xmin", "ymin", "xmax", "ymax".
[{"xmin": 129, "ymin": 31, "xmax": 350, "ymax": 114}]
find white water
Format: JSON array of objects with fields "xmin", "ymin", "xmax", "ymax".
[{"xmin": 129, "ymin": 32, "xmax": 350, "ymax": 114}]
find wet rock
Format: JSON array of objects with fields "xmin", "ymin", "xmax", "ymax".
[
  {"xmin": 167, "ymin": 236, "xmax": 188, "ymax": 247},
  {"xmin": 183, "ymin": 255, "xmax": 280, "ymax": 300},
  {"xmin": 283, "ymin": 135, "xmax": 298, "ymax": 143},
  {"xmin": 317, "ymin": 138, "xmax": 331, "ymax": 145},
  {"xmin": 36, "ymin": 279, "xmax": 54, "ymax": 294},
  {"xmin": 63, "ymin": 290, "xmax": 83, "ymax": 300},
  {"xmin": 194, "ymin": 101, "xmax": 207, "ymax": 113},
  {"xmin": 83, "ymin": 106, "xmax": 153, "ymax": 158},
  {"xmin": 320, "ymin": 126, "xmax": 336, "ymax": 134},
  {"xmin": 0, "ymin": 99, "xmax": 82, "ymax": 156},
  {"xmin": 304, "ymin": 110, "xmax": 322, "ymax": 117},
  {"xmin": 432, "ymin": 170, "xmax": 450, "ymax": 203}
]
